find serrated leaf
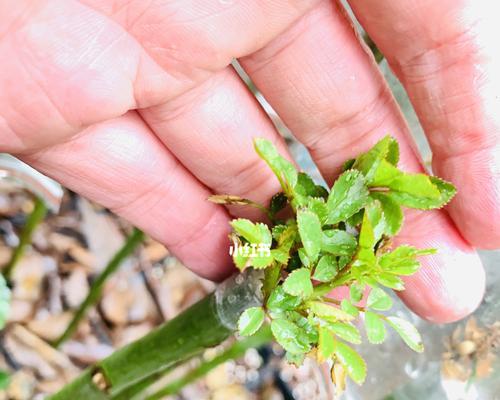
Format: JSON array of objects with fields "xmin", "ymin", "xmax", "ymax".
[
  {"xmin": 349, "ymin": 282, "xmax": 364, "ymax": 304},
  {"xmin": 263, "ymin": 264, "xmax": 281, "ymax": 299},
  {"xmin": 322, "ymin": 230, "xmax": 357, "ymax": 256},
  {"xmin": 0, "ymin": 274, "xmax": 11, "ymax": 329},
  {"xmin": 288, "ymin": 311, "xmax": 318, "ymax": 343},
  {"xmin": 297, "ymin": 248, "xmax": 311, "ymax": 268},
  {"xmin": 370, "ymin": 192, "xmax": 403, "ymax": 236},
  {"xmin": 389, "ymin": 173, "xmax": 441, "ymax": 198},
  {"xmin": 308, "ymin": 301, "xmax": 354, "ymax": 322},
  {"xmin": 318, "ymin": 326, "xmax": 335, "ymax": 362},
  {"xmin": 386, "ymin": 137, "xmax": 399, "ymax": 165},
  {"xmin": 379, "ymin": 245, "xmax": 435, "ymax": 275},
  {"xmin": 267, "ymin": 286, "xmax": 302, "ymax": 313},
  {"xmin": 254, "ymin": 138, "xmax": 298, "ymax": 196},
  {"xmin": 353, "ymin": 136, "xmax": 396, "ymax": 182},
  {"xmin": 297, "ymin": 210, "xmax": 322, "ymax": 263},
  {"xmin": 271, "ymin": 318, "xmax": 311, "ymax": 354},
  {"xmin": 364, "ymin": 200, "xmax": 386, "ymax": 243},
  {"xmin": 294, "ymin": 172, "xmax": 328, "ymax": 207},
  {"xmin": 341, "ymin": 299, "xmax": 360, "ymax": 317},
  {"xmin": 326, "ymin": 170, "xmax": 369, "ymax": 225},
  {"xmin": 307, "ymin": 197, "xmax": 328, "ymax": 224},
  {"xmin": 364, "ymin": 311, "xmax": 386, "ymax": 344},
  {"xmin": 283, "ymin": 268, "xmax": 313, "ymax": 298},
  {"xmin": 327, "ymin": 322, "xmax": 362, "ymax": 344},
  {"xmin": 230, "ymin": 219, "xmax": 272, "ymax": 245},
  {"xmin": 313, "ymin": 255, "xmax": 338, "ymax": 282},
  {"xmin": 358, "ymin": 207, "xmax": 375, "ymax": 250},
  {"xmin": 387, "ymin": 175, "xmax": 456, "ymax": 210},
  {"xmin": 238, "ymin": 307, "xmax": 265, "ymax": 336},
  {"xmin": 366, "ymin": 288, "xmax": 393, "ymax": 311},
  {"xmin": 387, "ymin": 317, "xmax": 424, "ymax": 353},
  {"xmin": 334, "ymin": 341, "xmax": 367, "ymax": 385},
  {"xmin": 374, "ymin": 273, "xmax": 405, "ymax": 290}
]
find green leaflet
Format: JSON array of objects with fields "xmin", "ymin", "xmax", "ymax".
[
  {"xmin": 349, "ymin": 281, "xmax": 364, "ymax": 304},
  {"xmin": 254, "ymin": 138, "xmax": 298, "ymax": 196},
  {"xmin": 297, "ymin": 209, "xmax": 322, "ymax": 263},
  {"xmin": 313, "ymin": 255, "xmax": 338, "ymax": 282},
  {"xmin": 283, "ymin": 268, "xmax": 313, "ymax": 298},
  {"xmin": 318, "ymin": 326, "xmax": 335, "ymax": 362},
  {"xmin": 370, "ymin": 192, "xmax": 403, "ymax": 236},
  {"xmin": 326, "ymin": 322, "xmax": 362, "ymax": 344},
  {"xmin": 341, "ymin": 299, "xmax": 360, "ymax": 318},
  {"xmin": 267, "ymin": 286, "xmax": 302, "ymax": 314},
  {"xmin": 294, "ymin": 172, "xmax": 328, "ymax": 207},
  {"xmin": 334, "ymin": 341, "xmax": 367, "ymax": 385},
  {"xmin": 387, "ymin": 316, "xmax": 424, "ymax": 353},
  {"xmin": 271, "ymin": 319, "xmax": 311, "ymax": 354},
  {"xmin": 230, "ymin": 219, "xmax": 272, "ymax": 245},
  {"xmin": 374, "ymin": 272, "xmax": 405, "ymax": 291},
  {"xmin": 321, "ymin": 229, "xmax": 357, "ymax": 256},
  {"xmin": 353, "ymin": 135, "xmax": 398, "ymax": 182},
  {"xmin": 326, "ymin": 170, "xmax": 369, "ymax": 225},
  {"xmin": 238, "ymin": 307, "xmax": 265, "ymax": 336},
  {"xmin": 308, "ymin": 301, "xmax": 355, "ymax": 322},
  {"xmin": 364, "ymin": 311, "xmax": 386, "ymax": 344},
  {"xmin": 379, "ymin": 245, "xmax": 435, "ymax": 275},
  {"xmin": 366, "ymin": 288, "xmax": 393, "ymax": 311},
  {"xmin": 307, "ymin": 197, "xmax": 329, "ymax": 225}
]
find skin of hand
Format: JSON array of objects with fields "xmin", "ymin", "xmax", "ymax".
[{"xmin": 1, "ymin": 0, "xmax": 498, "ymax": 323}]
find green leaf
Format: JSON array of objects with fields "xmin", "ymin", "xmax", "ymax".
[
  {"xmin": 387, "ymin": 317, "xmax": 424, "ymax": 353},
  {"xmin": 307, "ymin": 197, "xmax": 329, "ymax": 224},
  {"xmin": 238, "ymin": 307, "xmax": 265, "ymax": 336},
  {"xmin": 364, "ymin": 200, "xmax": 386, "ymax": 243},
  {"xmin": 334, "ymin": 341, "xmax": 367, "ymax": 385},
  {"xmin": 254, "ymin": 138, "xmax": 298, "ymax": 196},
  {"xmin": 308, "ymin": 301, "xmax": 355, "ymax": 322},
  {"xmin": 379, "ymin": 245, "xmax": 435, "ymax": 275},
  {"xmin": 366, "ymin": 288, "xmax": 393, "ymax": 311},
  {"xmin": 370, "ymin": 192, "xmax": 403, "ymax": 236},
  {"xmin": 326, "ymin": 170, "xmax": 369, "ymax": 225},
  {"xmin": 297, "ymin": 248, "xmax": 311, "ymax": 268},
  {"xmin": 388, "ymin": 173, "xmax": 441, "ymax": 198},
  {"xmin": 283, "ymin": 268, "xmax": 313, "ymax": 298},
  {"xmin": 288, "ymin": 311, "xmax": 318, "ymax": 343},
  {"xmin": 386, "ymin": 137, "xmax": 400, "ymax": 165},
  {"xmin": 294, "ymin": 172, "xmax": 328, "ymax": 206},
  {"xmin": 313, "ymin": 255, "xmax": 338, "ymax": 282},
  {"xmin": 267, "ymin": 287, "xmax": 302, "ymax": 313},
  {"xmin": 364, "ymin": 311, "xmax": 386, "ymax": 344},
  {"xmin": 286, "ymin": 351, "xmax": 305, "ymax": 366},
  {"xmin": 263, "ymin": 264, "xmax": 281, "ymax": 298},
  {"xmin": 271, "ymin": 319, "xmax": 311, "ymax": 354},
  {"xmin": 318, "ymin": 326, "xmax": 335, "ymax": 362},
  {"xmin": 230, "ymin": 219, "xmax": 272, "ymax": 245},
  {"xmin": 374, "ymin": 273, "xmax": 405, "ymax": 290},
  {"xmin": 327, "ymin": 322, "xmax": 362, "ymax": 344},
  {"xmin": 358, "ymin": 207, "xmax": 375, "ymax": 250},
  {"xmin": 297, "ymin": 210, "xmax": 322, "ymax": 263},
  {"xmin": 0, "ymin": 275, "xmax": 11, "ymax": 329},
  {"xmin": 387, "ymin": 175, "xmax": 456, "ymax": 210},
  {"xmin": 321, "ymin": 230, "xmax": 357, "ymax": 256},
  {"xmin": 341, "ymin": 299, "xmax": 360, "ymax": 317},
  {"xmin": 349, "ymin": 282, "xmax": 364, "ymax": 304},
  {"xmin": 353, "ymin": 136, "xmax": 397, "ymax": 182}
]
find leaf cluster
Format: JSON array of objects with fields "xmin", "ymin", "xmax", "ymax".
[{"xmin": 211, "ymin": 136, "xmax": 456, "ymax": 390}]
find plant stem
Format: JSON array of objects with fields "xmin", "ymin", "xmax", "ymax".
[
  {"xmin": 53, "ymin": 228, "xmax": 144, "ymax": 347},
  {"xmin": 145, "ymin": 325, "xmax": 272, "ymax": 400},
  {"xmin": 50, "ymin": 270, "xmax": 264, "ymax": 399},
  {"xmin": 3, "ymin": 196, "xmax": 47, "ymax": 281}
]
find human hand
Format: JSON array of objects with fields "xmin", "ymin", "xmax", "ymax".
[{"xmin": 1, "ymin": 1, "xmax": 497, "ymax": 323}]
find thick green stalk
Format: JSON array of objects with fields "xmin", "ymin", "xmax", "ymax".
[
  {"xmin": 146, "ymin": 325, "xmax": 272, "ymax": 400},
  {"xmin": 50, "ymin": 270, "xmax": 264, "ymax": 399},
  {"xmin": 3, "ymin": 197, "xmax": 47, "ymax": 281},
  {"xmin": 53, "ymin": 228, "xmax": 144, "ymax": 347}
]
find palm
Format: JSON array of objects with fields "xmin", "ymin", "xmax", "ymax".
[{"xmin": 1, "ymin": 0, "xmax": 497, "ymax": 322}]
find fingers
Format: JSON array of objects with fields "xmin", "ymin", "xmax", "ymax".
[
  {"xmin": 347, "ymin": 0, "xmax": 500, "ymax": 248},
  {"xmin": 240, "ymin": 1, "xmax": 484, "ymax": 321},
  {"xmin": 21, "ymin": 112, "xmax": 234, "ymax": 281},
  {"xmin": 140, "ymin": 66, "xmax": 291, "ymax": 220}
]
